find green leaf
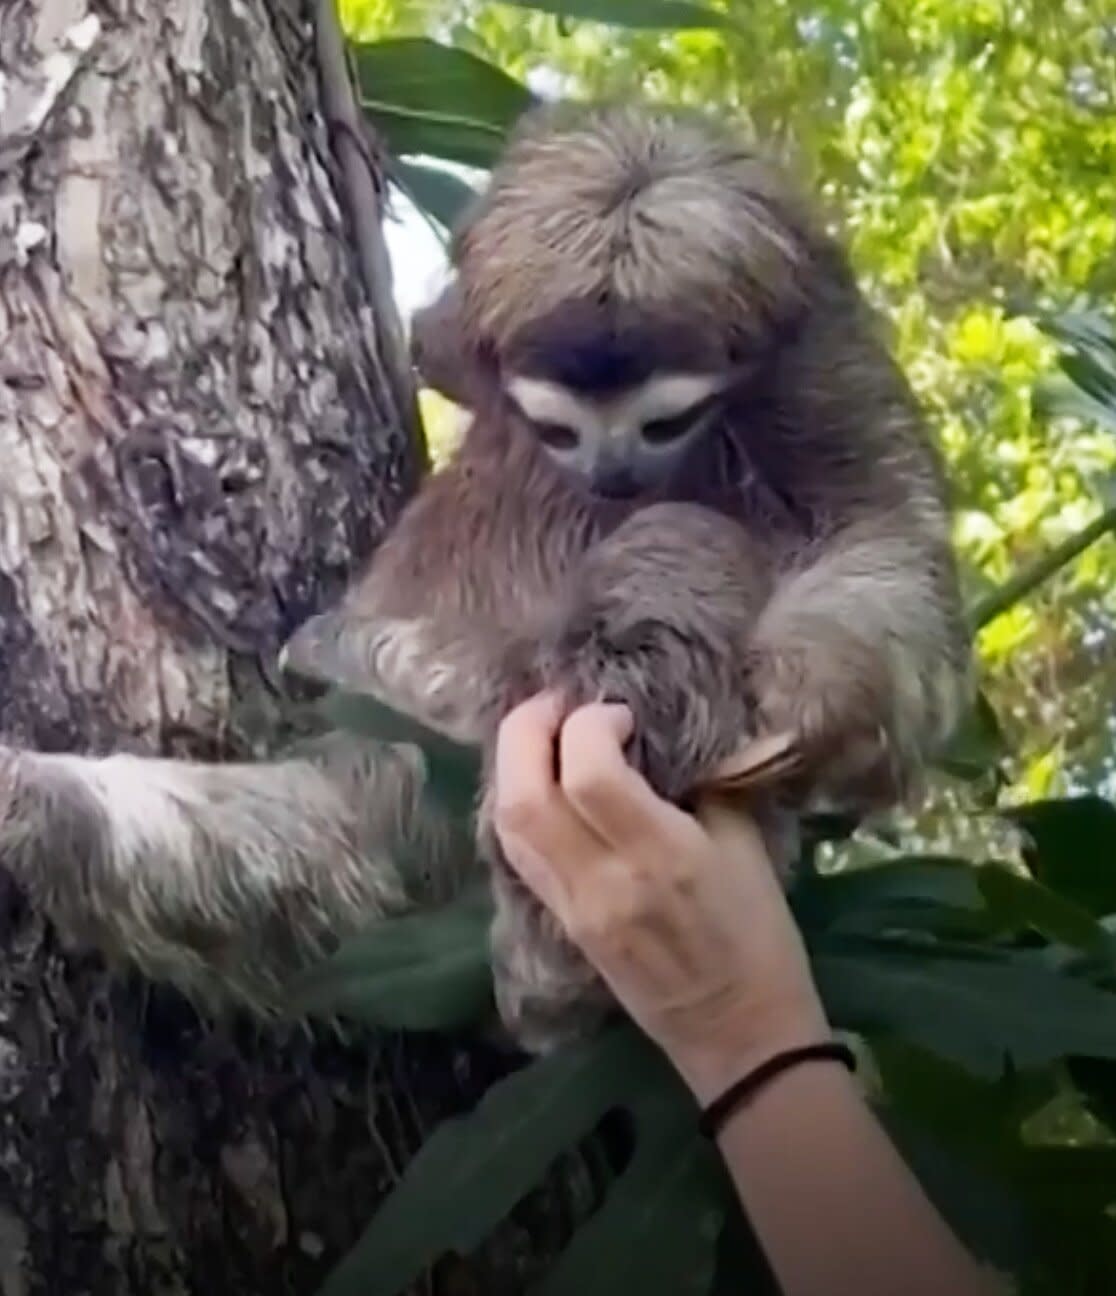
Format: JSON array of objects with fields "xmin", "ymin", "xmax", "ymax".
[
  {"xmin": 1038, "ymin": 308, "xmax": 1116, "ymax": 361},
  {"xmin": 976, "ymin": 865, "xmax": 1115, "ymax": 956},
  {"xmin": 934, "ymin": 692, "xmax": 1009, "ymax": 781},
  {"xmin": 496, "ymin": 0, "xmax": 740, "ymax": 31},
  {"xmin": 354, "ymin": 38, "xmax": 534, "ymax": 124},
  {"xmin": 879, "ymin": 1114, "xmax": 1031, "ymax": 1274},
  {"xmin": 353, "ymin": 38, "xmax": 533, "ymax": 169},
  {"xmin": 534, "ymin": 1096, "xmax": 724, "ymax": 1296},
  {"xmin": 1006, "ymin": 798, "xmax": 1116, "ymax": 917},
  {"xmin": 1061, "ymin": 352, "xmax": 1116, "ymax": 406},
  {"xmin": 319, "ymin": 1027, "xmax": 676, "ymax": 1296},
  {"xmin": 1033, "ymin": 376, "xmax": 1116, "ymax": 435},
  {"xmin": 289, "ymin": 886, "xmax": 494, "ymax": 1030},
  {"xmin": 320, "ymin": 689, "xmax": 482, "ymax": 818},
  {"xmin": 363, "ymin": 105, "xmax": 509, "ymax": 170},
  {"xmin": 812, "ymin": 932, "xmax": 1116, "ymax": 1078},
  {"xmin": 873, "ymin": 1040, "xmax": 1058, "ymax": 1150},
  {"xmin": 792, "ymin": 857, "xmax": 988, "ymax": 938},
  {"xmin": 394, "ymin": 159, "xmax": 479, "ymax": 231},
  {"xmin": 1066, "ymin": 1056, "xmax": 1116, "ymax": 1135}
]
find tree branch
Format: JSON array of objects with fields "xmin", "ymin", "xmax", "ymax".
[
  {"xmin": 312, "ymin": 0, "xmax": 427, "ymax": 468},
  {"xmin": 968, "ymin": 506, "xmax": 1116, "ymax": 631}
]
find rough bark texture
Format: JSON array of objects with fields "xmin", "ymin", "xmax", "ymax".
[{"xmin": 0, "ymin": 0, "xmax": 463, "ymax": 1290}]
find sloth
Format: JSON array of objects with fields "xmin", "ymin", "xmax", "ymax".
[{"xmin": 0, "ymin": 102, "xmax": 972, "ymax": 1053}]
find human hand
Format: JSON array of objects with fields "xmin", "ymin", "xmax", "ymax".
[{"xmin": 491, "ymin": 693, "xmax": 830, "ymax": 1104}]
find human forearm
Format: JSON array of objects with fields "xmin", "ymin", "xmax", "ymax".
[{"xmin": 713, "ymin": 1057, "xmax": 1003, "ymax": 1296}]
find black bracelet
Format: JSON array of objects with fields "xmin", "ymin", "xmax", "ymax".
[{"xmin": 698, "ymin": 1041, "xmax": 857, "ymax": 1139}]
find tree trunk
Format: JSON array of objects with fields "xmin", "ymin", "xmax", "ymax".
[{"xmin": 0, "ymin": 0, "xmax": 448, "ymax": 1290}]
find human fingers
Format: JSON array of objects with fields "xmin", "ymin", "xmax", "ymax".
[
  {"xmin": 492, "ymin": 694, "xmax": 605, "ymax": 902},
  {"xmin": 694, "ymin": 794, "xmax": 795, "ymax": 908},
  {"xmin": 693, "ymin": 794, "xmax": 770, "ymax": 859},
  {"xmin": 558, "ymin": 703, "xmax": 694, "ymax": 849}
]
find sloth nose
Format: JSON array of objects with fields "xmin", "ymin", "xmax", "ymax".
[{"xmin": 591, "ymin": 464, "xmax": 640, "ymax": 499}]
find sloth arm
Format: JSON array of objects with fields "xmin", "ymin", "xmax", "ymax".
[
  {"xmin": 537, "ymin": 472, "xmax": 969, "ymax": 813},
  {"xmin": 746, "ymin": 502, "xmax": 969, "ymax": 798},
  {"xmin": 0, "ymin": 734, "xmax": 464, "ymax": 1011},
  {"xmin": 0, "ymin": 445, "xmax": 584, "ymax": 1007}
]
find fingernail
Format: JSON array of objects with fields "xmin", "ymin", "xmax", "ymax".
[{"xmin": 599, "ymin": 702, "xmax": 634, "ymax": 736}]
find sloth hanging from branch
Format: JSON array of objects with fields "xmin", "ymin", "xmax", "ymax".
[{"xmin": 0, "ymin": 103, "xmax": 972, "ymax": 1054}]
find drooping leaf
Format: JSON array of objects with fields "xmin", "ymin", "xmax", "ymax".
[
  {"xmin": 495, "ymin": 0, "xmax": 740, "ymax": 31},
  {"xmin": 364, "ymin": 105, "xmax": 509, "ymax": 170},
  {"xmin": 812, "ymin": 931, "xmax": 1116, "ymax": 1077},
  {"xmin": 1005, "ymin": 1145, "xmax": 1116, "ymax": 1213},
  {"xmin": 1032, "ymin": 377, "xmax": 1116, "ymax": 434},
  {"xmin": 976, "ymin": 864, "xmax": 1115, "ymax": 956},
  {"xmin": 534, "ymin": 1087, "xmax": 725, "ymax": 1296},
  {"xmin": 791, "ymin": 856, "xmax": 988, "ymax": 939},
  {"xmin": 320, "ymin": 688, "xmax": 482, "ymax": 818},
  {"xmin": 394, "ymin": 158, "xmax": 479, "ymax": 231},
  {"xmin": 879, "ymin": 1114, "xmax": 1031, "ymax": 1274},
  {"xmin": 319, "ymin": 1026, "xmax": 676, "ymax": 1296},
  {"xmin": 354, "ymin": 38, "xmax": 534, "ymax": 126},
  {"xmin": 1006, "ymin": 797, "xmax": 1116, "ymax": 917},
  {"xmin": 354, "ymin": 38, "xmax": 533, "ymax": 169},
  {"xmin": 289, "ymin": 886, "xmax": 494, "ymax": 1031},
  {"xmin": 1038, "ymin": 308, "xmax": 1116, "ymax": 363},
  {"xmin": 934, "ymin": 692, "xmax": 1009, "ymax": 782},
  {"xmin": 873, "ymin": 1039, "xmax": 1059, "ymax": 1152},
  {"xmin": 1061, "ymin": 352, "xmax": 1116, "ymax": 406}
]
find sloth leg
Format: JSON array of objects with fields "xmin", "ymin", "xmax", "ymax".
[
  {"xmin": 0, "ymin": 737, "xmax": 468, "ymax": 1012},
  {"xmin": 483, "ymin": 502, "xmax": 781, "ymax": 1054}
]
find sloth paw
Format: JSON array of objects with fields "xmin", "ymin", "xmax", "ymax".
[{"xmin": 537, "ymin": 610, "xmax": 749, "ymax": 805}]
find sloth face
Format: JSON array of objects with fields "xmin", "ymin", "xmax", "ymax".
[
  {"xmin": 499, "ymin": 297, "xmax": 736, "ymax": 500},
  {"xmin": 504, "ymin": 370, "xmax": 728, "ymax": 500}
]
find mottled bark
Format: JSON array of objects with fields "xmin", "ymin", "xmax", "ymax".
[{"xmin": 0, "ymin": 0, "xmax": 450, "ymax": 1290}]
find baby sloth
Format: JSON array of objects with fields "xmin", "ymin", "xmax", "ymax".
[
  {"xmin": 0, "ymin": 101, "xmax": 970, "ymax": 1055},
  {"xmin": 283, "ymin": 102, "xmax": 973, "ymax": 1051}
]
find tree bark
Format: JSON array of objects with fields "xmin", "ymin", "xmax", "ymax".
[{"xmin": 0, "ymin": 0, "xmax": 450, "ymax": 1290}]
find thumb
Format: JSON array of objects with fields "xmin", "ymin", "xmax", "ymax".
[{"xmin": 694, "ymin": 793, "xmax": 770, "ymax": 860}]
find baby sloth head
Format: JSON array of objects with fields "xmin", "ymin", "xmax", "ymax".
[{"xmin": 412, "ymin": 102, "xmax": 831, "ymax": 501}]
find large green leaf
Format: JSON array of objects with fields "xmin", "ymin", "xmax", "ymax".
[
  {"xmin": 1006, "ymin": 797, "xmax": 1116, "ymax": 917},
  {"xmin": 873, "ymin": 1040, "xmax": 1058, "ymax": 1154},
  {"xmin": 934, "ymin": 692, "xmax": 1009, "ymax": 782},
  {"xmin": 365, "ymin": 106, "xmax": 507, "ymax": 172},
  {"xmin": 394, "ymin": 159, "xmax": 479, "ymax": 232},
  {"xmin": 880, "ymin": 1114, "xmax": 1031, "ymax": 1274},
  {"xmin": 1032, "ymin": 376, "xmax": 1116, "ymax": 435},
  {"xmin": 354, "ymin": 38, "xmax": 533, "ymax": 169},
  {"xmin": 1039, "ymin": 309, "xmax": 1116, "ymax": 360},
  {"xmin": 812, "ymin": 932, "xmax": 1116, "ymax": 1077},
  {"xmin": 320, "ymin": 689, "xmax": 482, "ymax": 818},
  {"xmin": 791, "ymin": 857, "xmax": 989, "ymax": 939},
  {"xmin": 1065, "ymin": 1056, "xmax": 1116, "ymax": 1136},
  {"xmin": 534, "ymin": 1087, "xmax": 725, "ymax": 1296},
  {"xmin": 1034, "ymin": 309, "xmax": 1116, "ymax": 432},
  {"xmin": 354, "ymin": 38, "xmax": 534, "ymax": 124},
  {"xmin": 976, "ymin": 865, "xmax": 1115, "ymax": 956},
  {"xmin": 319, "ymin": 1026, "xmax": 675, "ymax": 1296},
  {"xmin": 496, "ymin": 0, "xmax": 740, "ymax": 31},
  {"xmin": 289, "ymin": 886, "xmax": 494, "ymax": 1030}
]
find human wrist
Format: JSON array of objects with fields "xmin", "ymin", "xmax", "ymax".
[{"xmin": 667, "ymin": 997, "xmax": 834, "ymax": 1108}]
